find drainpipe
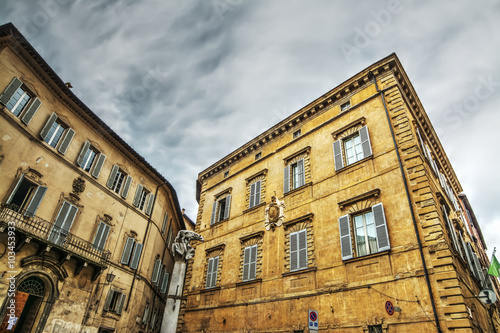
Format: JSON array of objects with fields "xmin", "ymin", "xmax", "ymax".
[
  {"xmin": 125, "ymin": 182, "xmax": 167, "ymax": 311},
  {"xmin": 369, "ymin": 71, "xmax": 442, "ymax": 333}
]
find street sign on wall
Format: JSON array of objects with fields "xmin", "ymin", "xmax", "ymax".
[{"xmin": 308, "ymin": 310, "xmax": 318, "ymax": 331}]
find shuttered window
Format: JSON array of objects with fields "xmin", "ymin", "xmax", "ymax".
[
  {"xmin": 249, "ymin": 180, "xmax": 261, "ymax": 208},
  {"xmin": 48, "ymin": 201, "xmax": 78, "ymax": 246},
  {"xmin": 242, "ymin": 245, "xmax": 258, "ymax": 281},
  {"xmin": 77, "ymin": 141, "xmax": 106, "ymax": 178},
  {"xmin": 206, "ymin": 256, "xmax": 219, "ymax": 289},
  {"xmin": 151, "ymin": 259, "xmax": 162, "ymax": 285},
  {"xmin": 40, "ymin": 113, "xmax": 75, "ymax": 154},
  {"xmin": 142, "ymin": 303, "xmax": 150, "ymax": 324},
  {"xmin": 333, "ymin": 126, "xmax": 372, "ymax": 171},
  {"xmin": 160, "ymin": 270, "xmax": 170, "ymax": 294},
  {"xmin": 92, "ymin": 222, "xmax": 110, "ymax": 252},
  {"xmin": 106, "ymin": 165, "xmax": 132, "ymax": 198},
  {"xmin": 442, "ymin": 205, "xmax": 463, "ymax": 259},
  {"xmin": 210, "ymin": 194, "xmax": 231, "ymax": 224},
  {"xmin": 161, "ymin": 212, "xmax": 169, "ymax": 235},
  {"xmin": 0, "ymin": 77, "xmax": 41, "ymax": 124},
  {"xmin": 129, "ymin": 243, "xmax": 143, "ymax": 269},
  {"xmin": 103, "ymin": 290, "xmax": 126, "ymax": 314},
  {"xmin": 121, "ymin": 237, "xmax": 135, "ymax": 265},
  {"xmin": 290, "ymin": 229, "xmax": 308, "ymax": 271},
  {"xmin": 133, "ymin": 185, "xmax": 151, "ymax": 212},
  {"xmin": 339, "ymin": 203, "xmax": 390, "ymax": 259},
  {"xmin": 6, "ymin": 175, "xmax": 47, "ymax": 216}
]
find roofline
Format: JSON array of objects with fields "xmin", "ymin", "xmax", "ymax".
[{"xmin": 0, "ymin": 22, "xmax": 186, "ymax": 230}]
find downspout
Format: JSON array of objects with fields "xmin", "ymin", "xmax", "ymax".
[
  {"xmin": 369, "ymin": 71, "xmax": 442, "ymax": 333},
  {"xmin": 125, "ymin": 182, "xmax": 166, "ymax": 311}
]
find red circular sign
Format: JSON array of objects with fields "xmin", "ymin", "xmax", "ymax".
[
  {"xmin": 385, "ymin": 301, "xmax": 394, "ymax": 315},
  {"xmin": 309, "ymin": 311, "xmax": 318, "ymax": 321}
]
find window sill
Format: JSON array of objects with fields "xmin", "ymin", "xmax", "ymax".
[
  {"xmin": 242, "ymin": 202, "xmax": 266, "ymax": 214},
  {"xmin": 342, "ymin": 249, "xmax": 390, "ymax": 263},
  {"xmin": 282, "ymin": 266, "xmax": 317, "ymax": 277},
  {"xmin": 284, "ymin": 182, "xmax": 313, "ymax": 197},
  {"xmin": 236, "ymin": 278, "xmax": 262, "ymax": 287},
  {"xmin": 201, "ymin": 286, "xmax": 221, "ymax": 293},
  {"xmin": 335, "ymin": 155, "xmax": 373, "ymax": 174}
]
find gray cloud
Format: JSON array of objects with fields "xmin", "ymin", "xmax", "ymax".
[{"xmin": 1, "ymin": 0, "xmax": 499, "ymax": 257}]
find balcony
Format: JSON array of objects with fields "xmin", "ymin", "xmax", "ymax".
[{"xmin": 0, "ymin": 205, "xmax": 110, "ymax": 279}]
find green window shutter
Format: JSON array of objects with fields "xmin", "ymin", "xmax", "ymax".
[
  {"xmin": 223, "ymin": 194, "xmax": 231, "ymax": 220},
  {"xmin": 160, "ymin": 272, "xmax": 170, "ymax": 294},
  {"xmin": 92, "ymin": 153, "xmax": 106, "ymax": 178},
  {"xmin": 290, "ymin": 231, "xmax": 298, "ymax": 271},
  {"xmin": 24, "ymin": 186, "xmax": 47, "ymax": 217},
  {"xmin": 103, "ymin": 290, "xmax": 114, "ymax": 311},
  {"xmin": 333, "ymin": 140, "xmax": 344, "ymax": 171},
  {"xmin": 0, "ymin": 77, "xmax": 22, "ymax": 105},
  {"xmin": 283, "ymin": 165, "xmax": 290, "ymax": 193},
  {"xmin": 58, "ymin": 128, "xmax": 75, "ymax": 155},
  {"xmin": 152, "ymin": 259, "xmax": 162, "ymax": 284},
  {"xmin": 40, "ymin": 113, "xmax": 58, "ymax": 140},
  {"xmin": 359, "ymin": 126, "xmax": 372, "ymax": 158},
  {"xmin": 77, "ymin": 141, "xmax": 91, "ymax": 167},
  {"xmin": 210, "ymin": 202, "xmax": 217, "ymax": 225},
  {"xmin": 21, "ymin": 97, "xmax": 41, "ymax": 125},
  {"xmin": 107, "ymin": 165, "xmax": 119, "ymax": 189},
  {"xmin": 116, "ymin": 293, "xmax": 126, "ymax": 315},
  {"xmin": 121, "ymin": 175, "xmax": 132, "ymax": 199},
  {"xmin": 145, "ymin": 193, "xmax": 155, "ymax": 215},
  {"xmin": 121, "ymin": 237, "xmax": 135, "ymax": 264},
  {"xmin": 130, "ymin": 243, "xmax": 143, "ymax": 269},
  {"xmin": 372, "ymin": 203, "xmax": 390, "ymax": 252},
  {"xmin": 339, "ymin": 214, "xmax": 353, "ymax": 260},
  {"xmin": 133, "ymin": 184, "xmax": 143, "ymax": 207}
]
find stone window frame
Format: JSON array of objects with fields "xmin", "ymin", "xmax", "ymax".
[
  {"xmin": 337, "ymin": 189, "xmax": 391, "ymax": 261},
  {"xmin": 283, "ymin": 146, "xmax": 312, "ymax": 195},
  {"xmin": 204, "ymin": 244, "xmax": 225, "ymax": 289},
  {"xmin": 238, "ymin": 231, "xmax": 264, "ymax": 283},
  {"xmin": 210, "ymin": 188, "xmax": 232, "ymax": 225},
  {"xmin": 331, "ymin": 117, "xmax": 373, "ymax": 172},
  {"xmin": 244, "ymin": 169, "xmax": 267, "ymax": 211},
  {"xmin": 283, "ymin": 213, "xmax": 315, "ymax": 274}
]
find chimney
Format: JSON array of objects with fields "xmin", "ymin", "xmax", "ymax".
[{"xmin": 182, "ymin": 208, "xmax": 185, "ymax": 215}]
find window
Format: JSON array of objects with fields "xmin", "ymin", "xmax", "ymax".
[
  {"xmin": 255, "ymin": 152, "xmax": 261, "ymax": 160},
  {"xmin": 249, "ymin": 180, "xmax": 261, "ymax": 209},
  {"xmin": 368, "ymin": 325, "xmax": 383, "ymax": 333},
  {"xmin": 77, "ymin": 141, "xmax": 106, "ymax": 178},
  {"xmin": 442, "ymin": 205, "xmax": 463, "ymax": 259},
  {"xmin": 290, "ymin": 229, "xmax": 308, "ymax": 271},
  {"xmin": 340, "ymin": 100, "xmax": 351, "ymax": 112},
  {"xmin": 6, "ymin": 174, "xmax": 47, "ymax": 216},
  {"xmin": 284, "ymin": 159, "xmax": 304, "ymax": 193},
  {"xmin": 142, "ymin": 303, "xmax": 150, "ymax": 325},
  {"xmin": 133, "ymin": 185, "xmax": 154, "ymax": 214},
  {"xmin": 339, "ymin": 203, "xmax": 390, "ymax": 260},
  {"xmin": 92, "ymin": 221, "xmax": 110, "ymax": 251},
  {"xmin": 106, "ymin": 165, "xmax": 132, "ymax": 199},
  {"xmin": 210, "ymin": 193, "xmax": 231, "ymax": 225},
  {"xmin": 151, "ymin": 259, "xmax": 162, "ymax": 285},
  {"xmin": 223, "ymin": 171, "xmax": 229, "ymax": 178},
  {"xmin": 150, "ymin": 308, "xmax": 158, "ymax": 330},
  {"xmin": 206, "ymin": 256, "xmax": 219, "ymax": 289},
  {"xmin": 121, "ymin": 237, "xmax": 143, "ymax": 269},
  {"xmin": 161, "ymin": 212, "xmax": 169, "ymax": 235},
  {"xmin": 48, "ymin": 201, "xmax": 78, "ymax": 246},
  {"xmin": 242, "ymin": 245, "xmax": 257, "ymax": 281},
  {"xmin": 166, "ymin": 226, "xmax": 174, "ymax": 250},
  {"xmin": 333, "ymin": 126, "xmax": 372, "ymax": 171},
  {"xmin": 0, "ymin": 77, "xmax": 41, "ymax": 124},
  {"xmin": 103, "ymin": 289, "xmax": 126, "ymax": 314},
  {"xmin": 293, "ymin": 129, "xmax": 301, "ymax": 138},
  {"xmin": 40, "ymin": 113, "xmax": 75, "ymax": 154}
]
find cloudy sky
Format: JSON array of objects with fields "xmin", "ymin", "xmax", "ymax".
[{"xmin": 1, "ymin": 1, "xmax": 499, "ymax": 257}]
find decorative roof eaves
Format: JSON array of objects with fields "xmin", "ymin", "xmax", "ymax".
[{"xmin": 199, "ymin": 53, "xmax": 400, "ymax": 182}]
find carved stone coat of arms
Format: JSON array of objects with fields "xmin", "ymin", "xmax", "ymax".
[{"xmin": 264, "ymin": 196, "xmax": 285, "ymax": 230}]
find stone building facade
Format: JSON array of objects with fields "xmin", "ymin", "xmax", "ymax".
[
  {"xmin": 0, "ymin": 23, "xmax": 185, "ymax": 333},
  {"xmin": 180, "ymin": 54, "xmax": 500, "ymax": 332}
]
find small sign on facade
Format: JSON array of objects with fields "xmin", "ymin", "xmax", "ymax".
[
  {"xmin": 385, "ymin": 301, "xmax": 395, "ymax": 315},
  {"xmin": 308, "ymin": 310, "xmax": 318, "ymax": 330}
]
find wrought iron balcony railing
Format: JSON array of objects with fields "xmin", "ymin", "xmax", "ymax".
[{"xmin": 0, "ymin": 205, "xmax": 110, "ymax": 266}]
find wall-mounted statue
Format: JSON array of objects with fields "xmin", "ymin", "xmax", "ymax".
[{"xmin": 172, "ymin": 230, "xmax": 204, "ymax": 261}]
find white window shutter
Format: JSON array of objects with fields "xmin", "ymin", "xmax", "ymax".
[
  {"xmin": 333, "ymin": 140, "xmax": 344, "ymax": 171},
  {"xmin": 107, "ymin": 165, "xmax": 119, "ymax": 188},
  {"xmin": 290, "ymin": 232, "xmax": 298, "ymax": 271},
  {"xmin": 210, "ymin": 202, "xmax": 217, "ymax": 225},
  {"xmin": 77, "ymin": 141, "xmax": 91, "ymax": 167},
  {"xmin": 92, "ymin": 153, "xmax": 106, "ymax": 178},
  {"xmin": 58, "ymin": 128, "xmax": 75, "ymax": 155},
  {"xmin": 24, "ymin": 186, "xmax": 47, "ymax": 217},
  {"xmin": 223, "ymin": 194, "xmax": 231, "ymax": 220},
  {"xmin": 40, "ymin": 113, "xmax": 58, "ymax": 140},
  {"xmin": 372, "ymin": 203, "xmax": 390, "ymax": 252},
  {"xmin": 133, "ymin": 184, "xmax": 143, "ymax": 207},
  {"xmin": 359, "ymin": 126, "xmax": 373, "ymax": 158},
  {"xmin": 0, "ymin": 77, "xmax": 22, "ymax": 105},
  {"xmin": 283, "ymin": 165, "xmax": 290, "ymax": 193},
  {"xmin": 21, "ymin": 97, "xmax": 41, "ymax": 125},
  {"xmin": 339, "ymin": 214, "xmax": 353, "ymax": 260}
]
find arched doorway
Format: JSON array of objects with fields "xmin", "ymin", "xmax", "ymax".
[{"xmin": 0, "ymin": 276, "xmax": 46, "ymax": 332}]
